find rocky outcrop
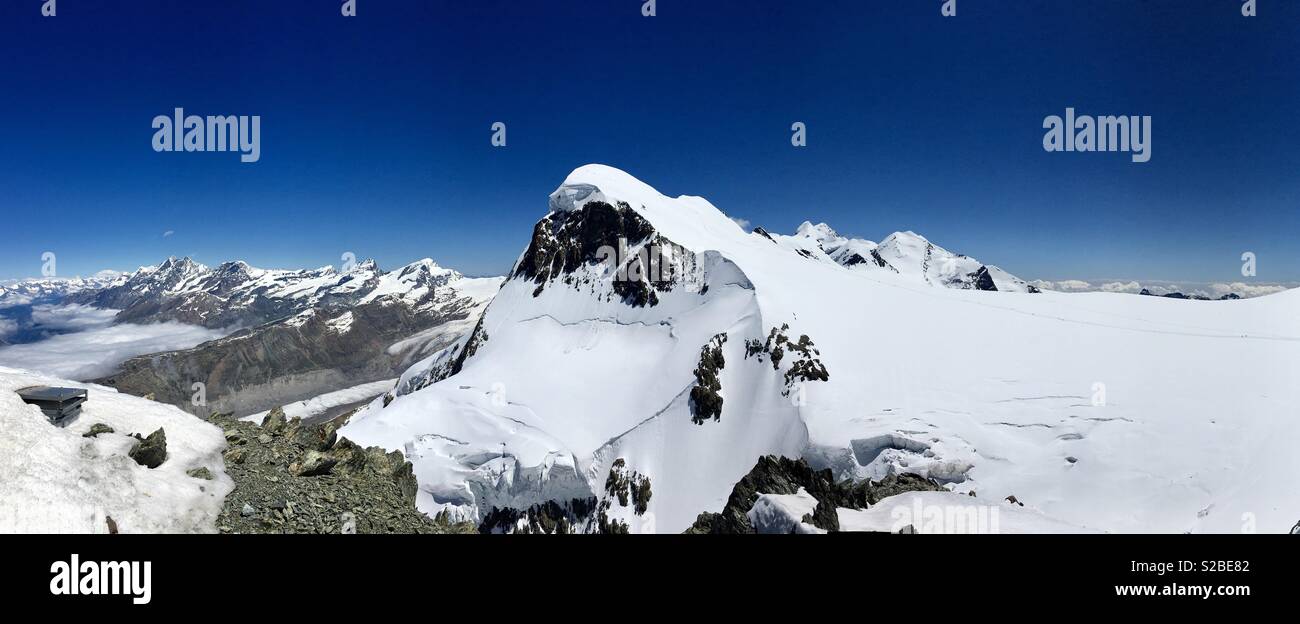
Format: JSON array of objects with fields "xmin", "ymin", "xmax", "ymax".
[
  {"xmin": 689, "ymin": 333, "xmax": 727, "ymax": 424},
  {"xmin": 514, "ymin": 199, "xmax": 697, "ymax": 307},
  {"xmin": 685, "ymin": 455, "xmax": 944, "ymax": 534},
  {"xmin": 744, "ymin": 324, "xmax": 829, "ymax": 395},
  {"xmin": 128, "ymin": 428, "xmax": 167, "ymax": 468},
  {"xmin": 211, "ymin": 409, "xmax": 475, "ymax": 534},
  {"xmin": 969, "ymin": 266, "xmax": 998, "ymax": 291},
  {"xmin": 476, "ymin": 458, "xmax": 653, "ymax": 534},
  {"xmin": 478, "ymin": 497, "xmax": 599, "ymax": 535},
  {"xmin": 604, "ymin": 458, "xmax": 653, "ymax": 515},
  {"xmin": 82, "ymin": 423, "xmax": 114, "ymax": 438}
]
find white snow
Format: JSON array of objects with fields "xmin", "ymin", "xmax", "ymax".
[
  {"xmin": 241, "ymin": 378, "xmax": 397, "ymax": 424},
  {"xmin": 325, "ymin": 311, "xmax": 355, "ymax": 335},
  {"xmin": 342, "ymin": 164, "xmax": 1300, "ymax": 533},
  {"xmin": 747, "ymin": 487, "xmax": 826, "ymax": 534},
  {"xmin": 837, "ymin": 491, "xmax": 1098, "ymax": 533},
  {"xmin": 0, "ymin": 367, "xmax": 231, "ymax": 533}
]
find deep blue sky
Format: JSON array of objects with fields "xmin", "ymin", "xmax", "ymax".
[{"xmin": 2, "ymin": 0, "xmax": 1297, "ymax": 283}]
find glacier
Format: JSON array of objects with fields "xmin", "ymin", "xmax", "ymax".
[{"xmin": 341, "ymin": 164, "xmax": 1300, "ymax": 534}]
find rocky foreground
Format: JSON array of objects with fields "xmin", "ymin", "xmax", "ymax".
[
  {"xmin": 210, "ymin": 408, "xmax": 475, "ymax": 534},
  {"xmin": 203, "ymin": 407, "xmax": 944, "ymax": 535}
]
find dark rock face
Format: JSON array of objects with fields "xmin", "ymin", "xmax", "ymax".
[
  {"xmin": 604, "ymin": 458, "xmax": 653, "ymax": 515},
  {"xmin": 513, "ymin": 200, "xmax": 694, "ymax": 307},
  {"xmin": 869, "ymin": 249, "xmax": 897, "ymax": 271},
  {"xmin": 689, "ymin": 333, "xmax": 728, "ymax": 425},
  {"xmin": 1140, "ymin": 288, "xmax": 1215, "ymax": 300},
  {"xmin": 839, "ymin": 252, "xmax": 867, "ymax": 266},
  {"xmin": 128, "ymin": 428, "xmax": 167, "ymax": 468},
  {"xmin": 211, "ymin": 411, "xmax": 474, "ymax": 534},
  {"xmin": 744, "ymin": 324, "xmax": 829, "ymax": 394},
  {"xmin": 685, "ymin": 455, "xmax": 944, "ymax": 534},
  {"xmin": 515, "ymin": 200, "xmax": 655, "ymax": 289},
  {"xmin": 478, "ymin": 497, "xmax": 598, "ymax": 535},
  {"xmin": 969, "ymin": 266, "xmax": 998, "ymax": 291},
  {"xmin": 292, "ymin": 450, "xmax": 339, "ymax": 477},
  {"xmin": 477, "ymin": 458, "xmax": 652, "ymax": 534}
]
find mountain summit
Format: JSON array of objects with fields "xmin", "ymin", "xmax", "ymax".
[{"xmin": 338, "ymin": 165, "xmax": 1300, "ymax": 534}]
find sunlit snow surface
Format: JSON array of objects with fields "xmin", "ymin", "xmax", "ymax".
[
  {"xmin": 0, "ymin": 367, "xmax": 231, "ymax": 533},
  {"xmin": 344, "ymin": 165, "xmax": 1300, "ymax": 534},
  {"xmin": 241, "ymin": 378, "xmax": 397, "ymax": 424}
]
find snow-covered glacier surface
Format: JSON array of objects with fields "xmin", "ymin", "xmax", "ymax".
[
  {"xmin": 0, "ymin": 367, "xmax": 231, "ymax": 533},
  {"xmin": 342, "ymin": 164, "xmax": 1300, "ymax": 534}
]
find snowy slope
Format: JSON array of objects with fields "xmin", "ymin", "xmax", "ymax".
[
  {"xmin": 0, "ymin": 367, "xmax": 231, "ymax": 533},
  {"xmin": 342, "ymin": 164, "xmax": 1300, "ymax": 534},
  {"xmin": 837, "ymin": 491, "xmax": 1099, "ymax": 534}
]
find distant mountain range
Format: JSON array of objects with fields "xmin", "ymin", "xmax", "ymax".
[
  {"xmin": 0, "ymin": 274, "xmax": 125, "ymax": 309},
  {"xmin": 764, "ymin": 221, "xmax": 1038, "ymax": 293},
  {"xmin": 2, "ymin": 257, "xmax": 501, "ymax": 416},
  {"xmin": 3, "ymin": 166, "xmax": 1296, "ymax": 535}
]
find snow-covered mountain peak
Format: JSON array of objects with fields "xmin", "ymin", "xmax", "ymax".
[
  {"xmin": 548, "ymin": 165, "xmax": 756, "ymax": 259},
  {"xmin": 556, "ymin": 164, "xmax": 660, "ymax": 208},
  {"xmin": 340, "ymin": 166, "xmax": 1300, "ymax": 535},
  {"xmin": 211, "ymin": 260, "xmax": 264, "ymax": 281},
  {"xmin": 156, "ymin": 256, "xmax": 207, "ymax": 276},
  {"xmin": 549, "ymin": 167, "xmax": 1032, "ymax": 295},
  {"xmin": 346, "ymin": 258, "xmax": 380, "ymax": 274},
  {"xmin": 399, "ymin": 258, "xmax": 456, "ymax": 279},
  {"xmin": 876, "ymin": 230, "xmax": 932, "ymax": 254},
  {"xmin": 794, "ymin": 221, "xmax": 839, "ymax": 243}
]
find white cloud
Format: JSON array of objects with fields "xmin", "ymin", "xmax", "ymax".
[
  {"xmin": 92, "ymin": 269, "xmax": 126, "ymax": 281},
  {"xmin": 0, "ymin": 318, "xmax": 17, "ymax": 340},
  {"xmin": 1208, "ymin": 282, "xmax": 1288, "ymax": 299},
  {"xmin": 31, "ymin": 304, "xmax": 118, "ymax": 331},
  {"xmin": 1099, "ymin": 281, "xmax": 1144, "ymax": 294},
  {"xmin": 1031, "ymin": 279, "xmax": 1092, "ymax": 292},
  {"xmin": 729, "ymin": 217, "xmax": 751, "ymax": 230},
  {"xmin": 0, "ymin": 305, "xmax": 225, "ymax": 380},
  {"xmin": 1027, "ymin": 279, "xmax": 1294, "ymax": 299},
  {"xmin": 163, "ymin": 230, "xmax": 175, "ymax": 238},
  {"xmin": 1053, "ymin": 279, "xmax": 1093, "ymax": 291}
]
